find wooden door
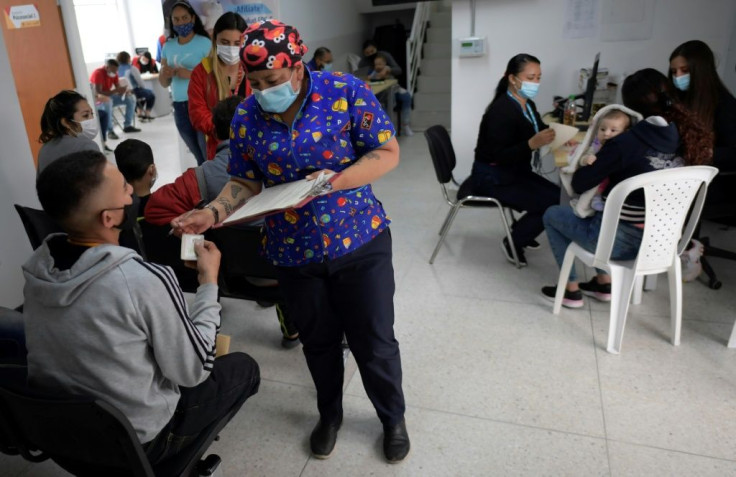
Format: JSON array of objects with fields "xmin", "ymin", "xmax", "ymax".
[{"xmin": 1, "ymin": 0, "xmax": 76, "ymax": 166}]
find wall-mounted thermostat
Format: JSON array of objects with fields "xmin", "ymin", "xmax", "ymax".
[{"xmin": 458, "ymin": 36, "xmax": 485, "ymax": 58}]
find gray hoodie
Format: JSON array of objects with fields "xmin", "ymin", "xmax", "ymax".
[{"xmin": 22, "ymin": 234, "xmax": 220, "ymax": 442}]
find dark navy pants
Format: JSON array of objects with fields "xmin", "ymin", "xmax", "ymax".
[
  {"xmin": 275, "ymin": 229, "xmax": 405, "ymax": 426},
  {"xmin": 471, "ymin": 161, "xmax": 560, "ymax": 247}
]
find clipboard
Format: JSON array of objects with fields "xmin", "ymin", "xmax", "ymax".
[{"xmin": 220, "ymin": 172, "xmax": 340, "ymax": 226}]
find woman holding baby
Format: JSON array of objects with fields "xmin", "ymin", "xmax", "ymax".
[{"xmin": 541, "ymin": 68, "xmax": 712, "ymax": 308}]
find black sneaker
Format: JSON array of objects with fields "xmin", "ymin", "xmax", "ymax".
[
  {"xmin": 123, "ymin": 126, "xmax": 141, "ymax": 133},
  {"xmin": 501, "ymin": 237, "xmax": 527, "ymax": 267},
  {"xmin": 108, "ymin": 130, "xmax": 119, "ymax": 140},
  {"xmin": 541, "ymin": 286, "xmax": 584, "ymax": 308},
  {"xmin": 578, "ymin": 278, "xmax": 612, "ymax": 302},
  {"xmin": 525, "ymin": 239, "xmax": 541, "ymax": 250}
]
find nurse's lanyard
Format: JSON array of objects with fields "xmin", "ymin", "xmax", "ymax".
[{"xmin": 507, "ymin": 91, "xmax": 541, "ymax": 172}]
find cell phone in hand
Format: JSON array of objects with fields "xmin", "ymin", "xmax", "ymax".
[{"xmin": 181, "ymin": 234, "xmax": 204, "ymax": 261}]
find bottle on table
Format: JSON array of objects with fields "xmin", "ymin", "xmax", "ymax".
[{"xmin": 563, "ymin": 95, "xmax": 577, "ymax": 126}]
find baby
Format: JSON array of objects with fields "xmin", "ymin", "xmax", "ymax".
[{"xmin": 579, "ymin": 109, "xmax": 631, "ymax": 211}]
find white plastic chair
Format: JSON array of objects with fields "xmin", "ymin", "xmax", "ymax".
[{"xmin": 552, "ymin": 166, "xmax": 719, "ymax": 354}]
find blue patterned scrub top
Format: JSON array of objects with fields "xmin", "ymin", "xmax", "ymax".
[{"xmin": 228, "ymin": 69, "xmax": 396, "ymax": 267}]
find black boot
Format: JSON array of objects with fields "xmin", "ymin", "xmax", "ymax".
[
  {"xmin": 310, "ymin": 416, "xmax": 342, "ymax": 459},
  {"xmin": 383, "ymin": 419, "xmax": 410, "ymax": 463}
]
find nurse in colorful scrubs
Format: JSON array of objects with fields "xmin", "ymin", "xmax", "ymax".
[{"xmin": 171, "ymin": 20, "xmax": 410, "ymax": 464}]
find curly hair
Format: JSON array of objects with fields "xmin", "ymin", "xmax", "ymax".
[{"xmin": 622, "ymin": 68, "xmax": 712, "ymax": 165}]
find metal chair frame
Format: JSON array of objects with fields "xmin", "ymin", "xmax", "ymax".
[{"xmin": 425, "ymin": 125, "xmax": 521, "ymax": 267}]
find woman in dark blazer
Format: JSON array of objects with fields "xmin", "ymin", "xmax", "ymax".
[{"xmin": 472, "ymin": 53, "xmax": 558, "ymax": 266}]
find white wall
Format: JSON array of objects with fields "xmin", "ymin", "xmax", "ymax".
[
  {"xmin": 278, "ymin": 0, "xmax": 368, "ymax": 72},
  {"xmin": 0, "ymin": 33, "xmax": 43, "ymax": 307},
  {"xmin": 451, "ymin": 0, "xmax": 736, "ymax": 178}
]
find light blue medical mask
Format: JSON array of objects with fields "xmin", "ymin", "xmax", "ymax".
[
  {"xmin": 254, "ymin": 70, "xmax": 300, "ymax": 113},
  {"xmin": 516, "ymin": 78, "xmax": 540, "ymax": 100},
  {"xmin": 673, "ymin": 73, "xmax": 690, "ymax": 91},
  {"xmin": 322, "ymin": 63, "xmax": 333, "ymax": 72}
]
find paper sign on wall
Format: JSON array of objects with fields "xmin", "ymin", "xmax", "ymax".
[
  {"xmin": 4, "ymin": 4, "xmax": 41, "ymax": 29},
  {"xmin": 168, "ymin": 1, "xmax": 279, "ymax": 28}
]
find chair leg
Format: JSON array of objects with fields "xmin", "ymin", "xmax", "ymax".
[
  {"xmin": 497, "ymin": 206, "xmax": 520, "ymax": 268},
  {"xmin": 437, "ymin": 207, "xmax": 454, "ymax": 237},
  {"xmin": 632, "ymin": 276, "xmax": 643, "ymax": 305},
  {"xmin": 728, "ymin": 320, "xmax": 736, "ymax": 348},
  {"xmin": 430, "ymin": 205, "xmax": 462, "ymax": 264},
  {"xmin": 606, "ymin": 266, "xmax": 637, "ymax": 354},
  {"xmin": 667, "ymin": 262, "xmax": 683, "ymax": 346},
  {"xmin": 553, "ymin": 247, "xmax": 576, "ymax": 315}
]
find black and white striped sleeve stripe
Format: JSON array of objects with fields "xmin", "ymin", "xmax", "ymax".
[{"xmin": 140, "ymin": 262, "xmax": 216, "ymax": 369}]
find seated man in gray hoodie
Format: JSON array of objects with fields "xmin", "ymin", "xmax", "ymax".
[{"xmin": 24, "ymin": 150, "xmax": 260, "ymax": 465}]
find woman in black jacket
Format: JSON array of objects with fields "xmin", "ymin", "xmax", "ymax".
[
  {"xmin": 471, "ymin": 53, "xmax": 558, "ymax": 267},
  {"xmin": 541, "ymin": 69, "xmax": 712, "ymax": 308}
]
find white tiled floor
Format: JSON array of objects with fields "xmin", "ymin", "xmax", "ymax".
[{"xmin": 3, "ymin": 116, "xmax": 736, "ymax": 476}]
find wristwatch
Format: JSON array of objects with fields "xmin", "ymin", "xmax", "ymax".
[{"xmin": 204, "ymin": 204, "xmax": 220, "ymax": 224}]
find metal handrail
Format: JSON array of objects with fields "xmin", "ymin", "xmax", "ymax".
[{"xmin": 406, "ymin": 2, "xmax": 431, "ymax": 95}]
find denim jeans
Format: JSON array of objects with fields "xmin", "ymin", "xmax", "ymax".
[
  {"xmin": 173, "ymin": 101, "xmax": 206, "ymax": 165},
  {"xmin": 543, "ymin": 205, "xmax": 644, "ymax": 282},
  {"xmin": 395, "ymin": 90, "xmax": 412, "ymax": 126},
  {"xmin": 132, "ymin": 87, "xmax": 156, "ymax": 111},
  {"xmin": 96, "ymin": 94, "xmax": 136, "ymax": 131}
]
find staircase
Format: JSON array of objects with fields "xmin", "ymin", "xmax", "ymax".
[{"xmin": 412, "ymin": 6, "xmax": 451, "ymax": 131}]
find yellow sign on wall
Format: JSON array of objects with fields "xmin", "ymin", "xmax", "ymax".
[{"xmin": 4, "ymin": 4, "xmax": 41, "ymax": 29}]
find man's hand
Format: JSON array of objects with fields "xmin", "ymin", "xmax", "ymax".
[{"xmin": 187, "ymin": 240, "xmax": 221, "ymax": 285}]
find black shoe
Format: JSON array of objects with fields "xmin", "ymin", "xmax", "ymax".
[
  {"xmin": 501, "ymin": 238, "xmax": 527, "ymax": 267},
  {"xmin": 310, "ymin": 417, "xmax": 342, "ymax": 459},
  {"xmin": 108, "ymin": 130, "xmax": 119, "ymax": 140},
  {"xmin": 123, "ymin": 126, "xmax": 141, "ymax": 133},
  {"xmin": 578, "ymin": 278, "xmax": 612, "ymax": 302},
  {"xmin": 280, "ymin": 334, "xmax": 300, "ymax": 349},
  {"xmin": 525, "ymin": 239, "xmax": 542, "ymax": 250},
  {"xmin": 541, "ymin": 286, "xmax": 584, "ymax": 308},
  {"xmin": 383, "ymin": 419, "xmax": 410, "ymax": 463},
  {"xmin": 103, "ymin": 144, "xmax": 114, "ymax": 153}
]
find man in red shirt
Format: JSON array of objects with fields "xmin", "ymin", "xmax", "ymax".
[{"xmin": 90, "ymin": 59, "xmax": 141, "ymax": 139}]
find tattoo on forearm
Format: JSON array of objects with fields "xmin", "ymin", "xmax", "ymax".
[
  {"xmin": 230, "ymin": 184, "xmax": 242, "ymax": 199},
  {"xmin": 216, "ymin": 197, "xmax": 234, "ymax": 216},
  {"xmin": 363, "ymin": 151, "xmax": 381, "ymax": 161}
]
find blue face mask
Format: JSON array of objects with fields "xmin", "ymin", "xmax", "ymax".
[
  {"xmin": 322, "ymin": 62, "xmax": 333, "ymax": 72},
  {"xmin": 254, "ymin": 70, "xmax": 300, "ymax": 113},
  {"xmin": 673, "ymin": 73, "xmax": 690, "ymax": 91},
  {"xmin": 173, "ymin": 22, "xmax": 194, "ymax": 37},
  {"xmin": 516, "ymin": 79, "xmax": 540, "ymax": 100}
]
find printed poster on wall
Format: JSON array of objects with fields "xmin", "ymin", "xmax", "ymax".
[
  {"xmin": 163, "ymin": 0, "xmax": 279, "ymax": 33},
  {"xmin": 4, "ymin": 4, "xmax": 41, "ymax": 29}
]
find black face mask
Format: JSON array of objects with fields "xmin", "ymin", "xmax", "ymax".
[
  {"xmin": 367, "ymin": 53, "xmax": 377, "ymax": 62},
  {"xmin": 112, "ymin": 195, "xmax": 139, "ymax": 231}
]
